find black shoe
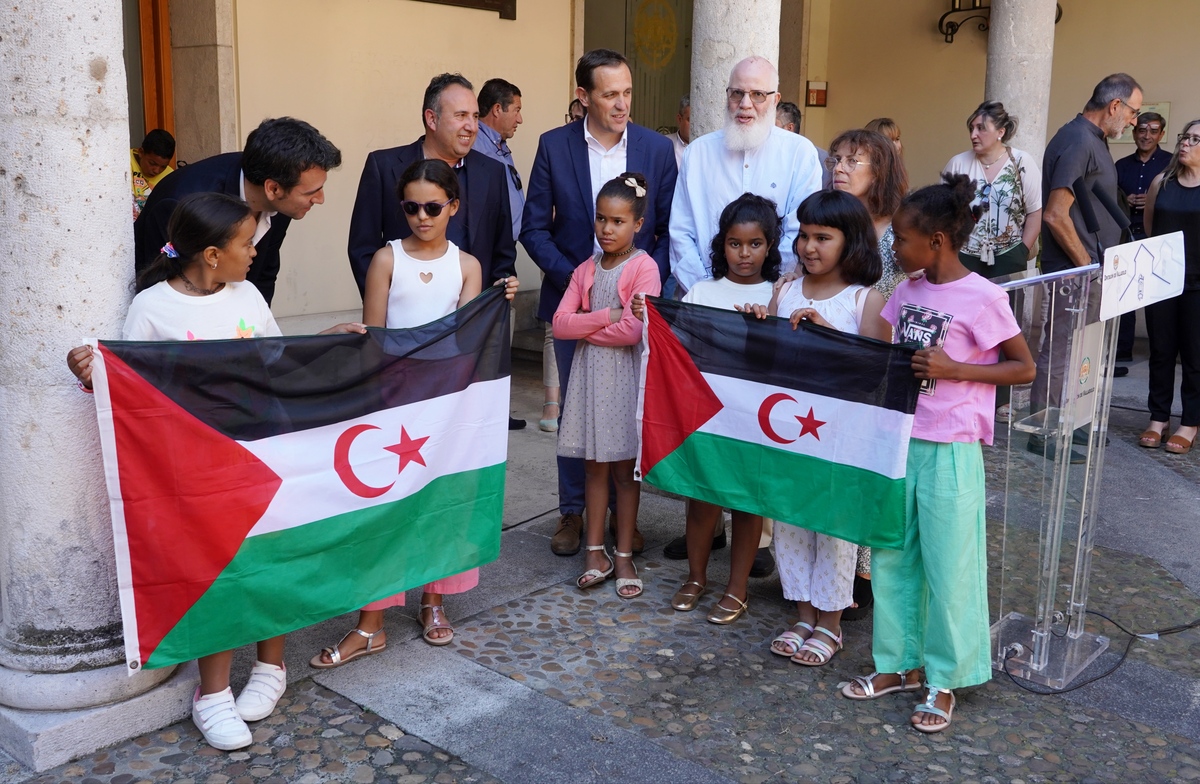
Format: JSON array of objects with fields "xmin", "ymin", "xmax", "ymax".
[
  {"xmin": 1113, "ymin": 366, "xmax": 1129, "ymax": 378},
  {"xmin": 1115, "ymin": 353, "xmax": 1134, "ymax": 363},
  {"xmin": 1026, "ymin": 434, "xmax": 1086, "ymax": 464},
  {"xmin": 509, "ymin": 416, "xmax": 527, "ymax": 430},
  {"xmin": 842, "ymin": 575, "xmax": 874, "ymax": 621},
  {"xmin": 749, "ymin": 547, "xmax": 775, "ymax": 578},
  {"xmin": 662, "ymin": 529, "xmax": 727, "ymax": 560}
]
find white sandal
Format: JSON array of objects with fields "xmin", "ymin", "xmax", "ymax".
[
  {"xmin": 613, "ymin": 550, "xmax": 642, "ymax": 599},
  {"xmin": 576, "ymin": 544, "xmax": 613, "ymax": 589},
  {"xmin": 309, "ymin": 627, "xmax": 386, "ymax": 669},
  {"xmin": 770, "ymin": 621, "xmax": 815, "ymax": 657}
]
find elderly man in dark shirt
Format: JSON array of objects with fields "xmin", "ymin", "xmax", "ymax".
[
  {"xmin": 1113, "ymin": 112, "xmax": 1172, "ymax": 361},
  {"xmin": 1030, "ymin": 73, "xmax": 1142, "ymax": 460}
]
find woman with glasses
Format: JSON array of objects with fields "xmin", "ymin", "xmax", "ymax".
[
  {"xmin": 1139, "ymin": 120, "xmax": 1200, "ymax": 455},
  {"xmin": 827, "ymin": 129, "xmax": 909, "ymax": 299},
  {"xmin": 943, "ymin": 101, "xmax": 1042, "ymax": 280}
]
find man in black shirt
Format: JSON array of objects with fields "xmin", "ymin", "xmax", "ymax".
[{"xmin": 1032, "ymin": 73, "xmax": 1142, "ymax": 459}]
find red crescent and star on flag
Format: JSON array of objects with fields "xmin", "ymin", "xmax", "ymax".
[
  {"xmin": 757, "ymin": 393, "xmax": 826, "ymax": 444},
  {"xmin": 333, "ymin": 424, "xmax": 430, "ymax": 498}
]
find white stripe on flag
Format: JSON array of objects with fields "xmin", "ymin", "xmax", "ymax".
[
  {"xmin": 700, "ymin": 373, "xmax": 912, "ymax": 480},
  {"xmin": 242, "ymin": 377, "xmax": 509, "ymax": 537}
]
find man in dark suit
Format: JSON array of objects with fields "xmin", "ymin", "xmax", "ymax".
[
  {"xmin": 347, "ymin": 73, "xmax": 517, "ymax": 298},
  {"xmin": 521, "ymin": 48, "xmax": 677, "ymax": 558},
  {"xmin": 134, "ymin": 117, "xmax": 341, "ymax": 305}
]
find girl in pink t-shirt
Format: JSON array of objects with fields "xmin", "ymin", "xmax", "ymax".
[{"xmin": 841, "ymin": 174, "xmax": 1035, "ymax": 734}]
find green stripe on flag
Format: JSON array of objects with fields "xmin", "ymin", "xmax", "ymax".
[
  {"xmin": 644, "ymin": 432, "xmax": 905, "ymax": 550},
  {"xmin": 146, "ymin": 463, "xmax": 505, "ymax": 668}
]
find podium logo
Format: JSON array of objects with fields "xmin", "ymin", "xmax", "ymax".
[{"xmin": 1079, "ymin": 356, "xmax": 1092, "ymax": 385}]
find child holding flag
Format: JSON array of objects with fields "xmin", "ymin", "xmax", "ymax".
[
  {"xmin": 646, "ymin": 193, "xmax": 782, "ymax": 624},
  {"xmin": 67, "ymin": 192, "xmax": 366, "ymax": 751},
  {"xmin": 312, "ymin": 159, "xmax": 518, "ymax": 665},
  {"xmin": 555, "ymin": 173, "xmax": 661, "ymax": 599},
  {"xmin": 762, "ymin": 190, "xmax": 890, "ymax": 666},
  {"xmin": 841, "ymin": 174, "xmax": 1034, "ymax": 732}
]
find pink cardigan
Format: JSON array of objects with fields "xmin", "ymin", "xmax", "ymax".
[{"xmin": 552, "ymin": 252, "xmax": 662, "ymax": 346}]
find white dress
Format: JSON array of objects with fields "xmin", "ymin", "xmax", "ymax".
[
  {"xmin": 773, "ymin": 280, "xmax": 864, "ymax": 611},
  {"xmin": 384, "ymin": 239, "xmax": 462, "ymax": 328}
]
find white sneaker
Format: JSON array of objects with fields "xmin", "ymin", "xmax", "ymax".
[
  {"xmin": 192, "ymin": 687, "xmax": 252, "ymax": 750},
  {"xmin": 995, "ymin": 403, "xmax": 1013, "ymax": 423},
  {"xmin": 235, "ymin": 660, "xmax": 286, "ymax": 722}
]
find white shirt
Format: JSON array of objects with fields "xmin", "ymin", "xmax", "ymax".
[
  {"xmin": 669, "ymin": 126, "xmax": 822, "ymax": 292},
  {"xmin": 681, "ymin": 277, "xmax": 774, "ymax": 310},
  {"xmin": 583, "ymin": 119, "xmax": 629, "ymax": 255},
  {"xmin": 667, "ymin": 131, "xmax": 687, "ymax": 170},
  {"xmin": 239, "ymin": 171, "xmax": 278, "ymax": 246},
  {"xmin": 123, "ymin": 280, "xmax": 281, "ymax": 341}
]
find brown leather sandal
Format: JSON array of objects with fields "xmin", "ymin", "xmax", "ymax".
[
  {"xmin": 1164, "ymin": 434, "xmax": 1194, "ymax": 455},
  {"xmin": 1138, "ymin": 429, "xmax": 1165, "ymax": 448}
]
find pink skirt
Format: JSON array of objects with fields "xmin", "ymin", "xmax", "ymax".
[{"xmin": 360, "ymin": 568, "xmax": 479, "ymax": 611}]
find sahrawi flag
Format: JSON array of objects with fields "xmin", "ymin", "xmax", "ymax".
[
  {"xmin": 90, "ymin": 287, "xmax": 510, "ymax": 671},
  {"xmin": 637, "ymin": 297, "xmax": 921, "ymax": 550}
]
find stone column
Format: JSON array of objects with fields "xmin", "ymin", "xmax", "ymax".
[
  {"xmin": 170, "ymin": 0, "xmax": 239, "ymax": 161},
  {"xmin": 0, "ymin": 1, "xmax": 189, "ymax": 771},
  {"xmin": 985, "ymin": 0, "xmax": 1058, "ymax": 162},
  {"xmin": 690, "ymin": 0, "xmax": 782, "ymax": 138}
]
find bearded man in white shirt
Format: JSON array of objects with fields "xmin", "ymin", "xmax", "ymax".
[
  {"xmin": 668, "ymin": 57, "xmax": 822, "ymax": 294},
  {"xmin": 664, "ymin": 57, "xmax": 822, "ymax": 572}
]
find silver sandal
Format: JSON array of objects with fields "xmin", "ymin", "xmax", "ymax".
[{"xmin": 309, "ymin": 627, "xmax": 386, "ymax": 669}]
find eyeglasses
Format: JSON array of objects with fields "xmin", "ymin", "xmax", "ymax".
[
  {"xmin": 1134, "ymin": 125, "xmax": 1163, "ymax": 134},
  {"xmin": 1119, "ymin": 99, "xmax": 1142, "ymax": 116},
  {"xmin": 508, "ymin": 164, "xmax": 523, "ymax": 192},
  {"xmin": 823, "ymin": 156, "xmax": 871, "ymax": 173},
  {"xmin": 400, "ymin": 199, "xmax": 454, "ymax": 217},
  {"xmin": 726, "ymin": 88, "xmax": 777, "ymax": 105},
  {"xmin": 979, "ymin": 183, "xmax": 993, "ymax": 213},
  {"xmin": 1178, "ymin": 133, "xmax": 1200, "ymax": 148}
]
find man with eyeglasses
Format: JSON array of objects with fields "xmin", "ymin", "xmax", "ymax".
[
  {"xmin": 668, "ymin": 57, "xmax": 822, "ymax": 295},
  {"xmin": 472, "ymin": 78, "xmax": 525, "ymax": 241},
  {"xmin": 347, "ymin": 73, "xmax": 517, "ymax": 299},
  {"xmin": 1113, "ymin": 112, "xmax": 1172, "ymax": 364},
  {"xmin": 663, "ymin": 57, "xmax": 821, "ymax": 572},
  {"xmin": 1031, "ymin": 72, "xmax": 1143, "ymax": 460}
]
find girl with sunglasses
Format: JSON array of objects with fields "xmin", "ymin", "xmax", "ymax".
[{"xmin": 312, "ymin": 158, "xmax": 517, "ymax": 668}]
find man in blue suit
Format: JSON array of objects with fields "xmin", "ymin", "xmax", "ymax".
[{"xmin": 521, "ymin": 49, "xmax": 677, "ymax": 557}]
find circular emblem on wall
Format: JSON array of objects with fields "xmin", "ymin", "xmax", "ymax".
[
  {"xmin": 634, "ymin": 0, "xmax": 677, "ymax": 71},
  {"xmin": 1078, "ymin": 356, "xmax": 1092, "ymax": 385}
]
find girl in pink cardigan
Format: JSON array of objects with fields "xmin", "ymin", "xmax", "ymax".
[{"xmin": 553, "ymin": 173, "xmax": 662, "ymax": 599}]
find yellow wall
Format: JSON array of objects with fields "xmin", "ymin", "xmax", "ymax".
[
  {"xmin": 821, "ymin": 0, "xmax": 1199, "ymax": 190},
  {"xmin": 234, "ymin": 0, "xmax": 574, "ymax": 317}
]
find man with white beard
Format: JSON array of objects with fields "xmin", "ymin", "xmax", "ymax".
[
  {"xmin": 662, "ymin": 57, "xmax": 822, "ymax": 574},
  {"xmin": 668, "ymin": 57, "xmax": 822, "ymax": 293}
]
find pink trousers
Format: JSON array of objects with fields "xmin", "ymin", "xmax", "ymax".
[{"xmin": 360, "ymin": 569, "xmax": 479, "ymax": 611}]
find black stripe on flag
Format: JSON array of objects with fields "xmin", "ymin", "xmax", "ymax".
[
  {"xmin": 98, "ymin": 286, "xmax": 511, "ymax": 440},
  {"xmin": 650, "ymin": 296, "xmax": 920, "ymax": 414}
]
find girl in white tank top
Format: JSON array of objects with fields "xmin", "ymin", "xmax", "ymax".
[
  {"xmin": 761, "ymin": 191, "xmax": 892, "ymax": 668},
  {"xmin": 314, "ymin": 160, "xmax": 517, "ymax": 670}
]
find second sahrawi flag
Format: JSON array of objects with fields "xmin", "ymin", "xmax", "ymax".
[
  {"xmin": 91, "ymin": 288, "xmax": 510, "ymax": 671},
  {"xmin": 637, "ymin": 297, "xmax": 921, "ymax": 550}
]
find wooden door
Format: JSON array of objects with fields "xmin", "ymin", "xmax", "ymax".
[{"xmin": 138, "ymin": 0, "xmax": 174, "ymax": 138}]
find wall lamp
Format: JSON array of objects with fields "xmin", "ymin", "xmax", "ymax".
[{"xmin": 938, "ymin": 1, "xmax": 1062, "ymax": 43}]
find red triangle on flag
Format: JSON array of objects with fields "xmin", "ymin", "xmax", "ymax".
[
  {"xmin": 101, "ymin": 348, "xmax": 282, "ymax": 665},
  {"xmin": 639, "ymin": 301, "xmax": 724, "ymax": 478}
]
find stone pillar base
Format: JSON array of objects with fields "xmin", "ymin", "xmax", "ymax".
[{"xmin": 0, "ymin": 663, "xmax": 198, "ymax": 772}]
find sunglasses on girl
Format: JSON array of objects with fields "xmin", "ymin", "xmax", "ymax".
[{"xmin": 400, "ymin": 198, "xmax": 455, "ymax": 217}]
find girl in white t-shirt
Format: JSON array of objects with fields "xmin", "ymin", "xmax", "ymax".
[
  {"xmin": 312, "ymin": 160, "xmax": 517, "ymax": 666},
  {"xmin": 68, "ymin": 192, "xmax": 365, "ymax": 752},
  {"xmin": 642, "ymin": 194, "xmax": 781, "ymax": 625},
  {"xmin": 757, "ymin": 191, "xmax": 889, "ymax": 667}
]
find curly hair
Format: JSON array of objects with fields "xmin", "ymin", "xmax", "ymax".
[
  {"xmin": 709, "ymin": 193, "xmax": 783, "ymax": 282},
  {"xmin": 897, "ymin": 173, "xmax": 980, "ymax": 251}
]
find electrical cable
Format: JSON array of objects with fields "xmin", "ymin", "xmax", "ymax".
[
  {"xmin": 1001, "ymin": 610, "xmax": 1200, "ymax": 695},
  {"xmin": 501, "ymin": 506, "xmax": 558, "ymax": 531}
]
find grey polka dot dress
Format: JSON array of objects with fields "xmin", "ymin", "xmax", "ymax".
[{"xmin": 557, "ymin": 255, "xmax": 640, "ymax": 463}]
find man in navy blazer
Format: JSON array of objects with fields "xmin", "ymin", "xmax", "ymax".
[
  {"xmin": 347, "ymin": 73, "xmax": 517, "ymax": 297},
  {"xmin": 521, "ymin": 49, "xmax": 677, "ymax": 559},
  {"xmin": 134, "ymin": 117, "xmax": 341, "ymax": 305}
]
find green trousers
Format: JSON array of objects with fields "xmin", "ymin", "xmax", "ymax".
[{"xmin": 871, "ymin": 439, "xmax": 992, "ymax": 690}]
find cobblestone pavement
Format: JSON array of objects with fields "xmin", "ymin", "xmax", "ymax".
[{"xmin": 9, "ymin": 360, "xmax": 1200, "ymax": 784}]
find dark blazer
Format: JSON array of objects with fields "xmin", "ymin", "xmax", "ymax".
[
  {"xmin": 520, "ymin": 121, "xmax": 677, "ymax": 322},
  {"xmin": 346, "ymin": 139, "xmax": 517, "ymax": 295},
  {"xmin": 133, "ymin": 153, "xmax": 291, "ymax": 305}
]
